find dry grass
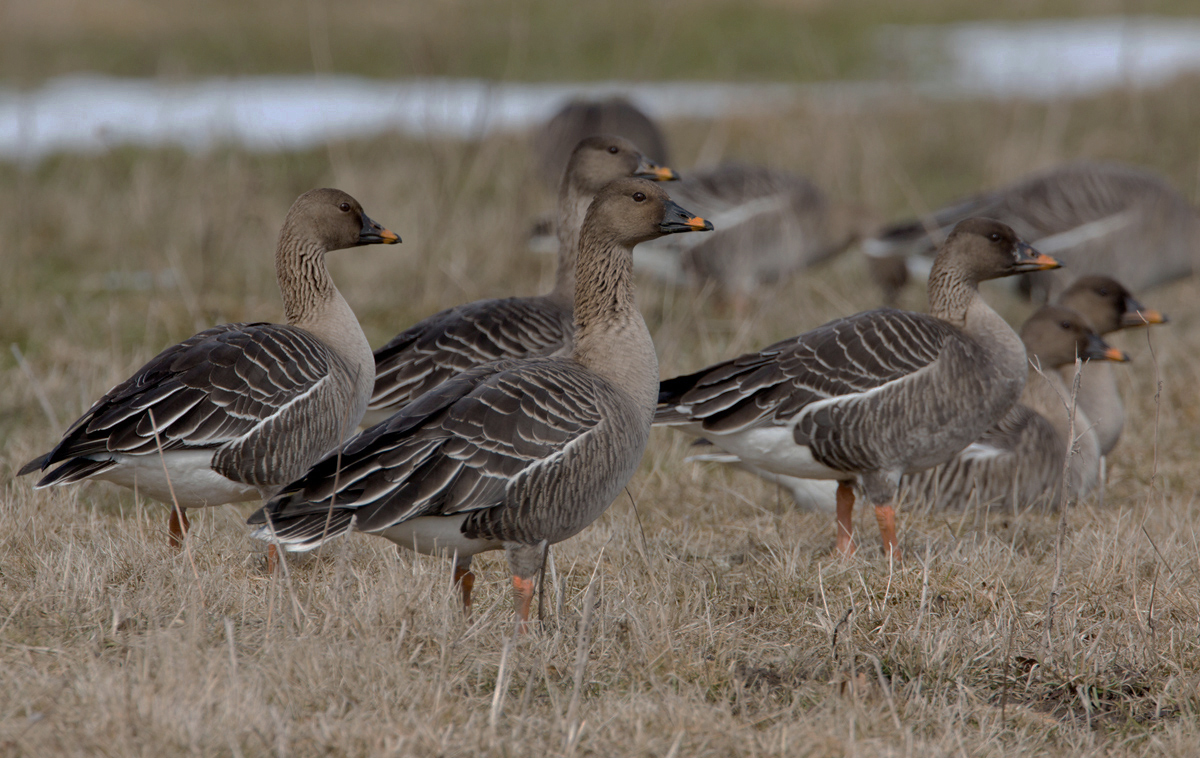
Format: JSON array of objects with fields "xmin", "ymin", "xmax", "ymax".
[{"xmin": 5, "ymin": 74, "xmax": 1200, "ymax": 755}]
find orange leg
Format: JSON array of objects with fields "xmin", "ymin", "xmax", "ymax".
[
  {"xmin": 513, "ymin": 576, "xmax": 536, "ymax": 633},
  {"xmin": 454, "ymin": 565, "xmax": 476, "ymax": 615},
  {"xmin": 266, "ymin": 544, "xmax": 279, "ymax": 573},
  {"xmin": 834, "ymin": 482, "xmax": 856, "ymax": 558},
  {"xmin": 875, "ymin": 503, "xmax": 900, "ymax": 562},
  {"xmin": 167, "ymin": 508, "xmax": 190, "ymax": 549}
]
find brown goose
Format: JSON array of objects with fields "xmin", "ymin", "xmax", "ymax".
[
  {"xmin": 249, "ymin": 179, "xmax": 712, "ymax": 628},
  {"xmin": 364, "ymin": 136, "xmax": 677, "ymax": 426},
  {"xmin": 901, "ymin": 305, "xmax": 1129, "ymax": 511},
  {"xmin": 535, "ymin": 97, "xmax": 670, "ymax": 189},
  {"xmin": 635, "ymin": 163, "xmax": 858, "ymax": 310},
  {"xmin": 865, "ymin": 162, "xmax": 1200, "ymax": 303},
  {"xmin": 1054, "ymin": 276, "xmax": 1167, "ymax": 456},
  {"xmin": 656, "ymin": 218, "xmax": 1059, "ymax": 558},
  {"xmin": 695, "ymin": 276, "xmax": 1168, "ymax": 512},
  {"xmin": 19, "ymin": 189, "xmax": 399, "ymax": 545}
]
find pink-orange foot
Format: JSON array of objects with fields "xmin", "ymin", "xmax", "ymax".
[
  {"xmin": 167, "ymin": 508, "xmax": 190, "ymax": 549},
  {"xmin": 512, "ymin": 576, "xmax": 536, "ymax": 634},
  {"xmin": 834, "ymin": 481, "xmax": 857, "ymax": 558},
  {"xmin": 874, "ymin": 503, "xmax": 901, "ymax": 563},
  {"xmin": 454, "ymin": 565, "xmax": 476, "ymax": 615}
]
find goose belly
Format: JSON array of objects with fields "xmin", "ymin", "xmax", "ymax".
[
  {"xmin": 94, "ymin": 451, "xmax": 263, "ymax": 508},
  {"xmin": 380, "ymin": 514, "xmax": 501, "ymax": 559},
  {"xmin": 708, "ymin": 426, "xmax": 844, "ymax": 480}
]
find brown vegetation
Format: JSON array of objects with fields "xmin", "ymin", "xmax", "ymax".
[{"xmin": 3, "ymin": 71, "xmax": 1200, "ymax": 755}]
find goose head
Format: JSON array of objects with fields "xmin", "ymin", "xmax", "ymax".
[
  {"xmin": 1058, "ymin": 275, "xmax": 1168, "ymax": 332},
  {"xmin": 1020, "ymin": 304, "xmax": 1130, "ymax": 368},
  {"xmin": 584, "ymin": 178, "xmax": 712, "ymax": 248},
  {"xmin": 563, "ymin": 135, "xmax": 678, "ymax": 198},
  {"xmin": 282, "ymin": 188, "xmax": 401, "ymax": 253},
  {"xmin": 939, "ymin": 218, "xmax": 1059, "ymax": 283}
]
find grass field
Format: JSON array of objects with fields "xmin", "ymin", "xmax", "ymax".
[{"xmin": 5, "ymin": 3, "xmax": 1200, "ymax": 756}]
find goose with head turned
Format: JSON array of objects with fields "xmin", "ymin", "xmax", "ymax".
[
  {"xmin": 19, "ymin": 189, "xmax": 400, "ymax": 546},
  {"xmin": 656, "ymin": 218, "xmax": 1059, "ymax": 558},
  {"xmin": 250, "ymin": 178, "xmax": 712, "ymax": 630},
  {"xmin": 365, "ymin": 135, "xmax": 677, "ymax": 426}
]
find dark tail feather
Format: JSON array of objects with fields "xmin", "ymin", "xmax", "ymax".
[
  {"xmin": 32, "ymin": 458, "xmax": 116, "ymax": 487},
  {"xmin": 17, "ymin": 453, "xmax": 52, "ymax": 477},
  {"xmin": 248, "ymin": 507, "xmax": 357, "ymax": 551}
]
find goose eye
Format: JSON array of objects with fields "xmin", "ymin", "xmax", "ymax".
[
  {"xmin": 1060, "ymin": 321, "xmax": 1072, "ymax": 330},
  {"xmin": 338, "ymin": 202, "xmax": 351, "ymax": 213},
  {"xmin": 608, "ymin": 145, "xmax": 619, "ymax": 154},
  {"xmin": 988, "ymin": 232, "xmax": 1002, "ymax": 242},
  {"xmin": 632, "ymin": 192, "xmax": 646, "ymax": 202},
  {"xmin": 1098, "ymin": 288, "xmax": 1109, "ymax": 296}
]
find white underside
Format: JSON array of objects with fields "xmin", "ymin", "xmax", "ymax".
[
  {"xmin": 700, "ymin": 425, "xmax": 845, "ymax": 481},
  {"xmin": 685, "ymin": 447, "xmax": 838, "ymax": 512},
  {"xmin": 378, "ymin": 514, "xmax": 502, "ymax": 561},
  {"xmin": 86, "ymin": 451, "xmax": 264, "ymax": 508}
]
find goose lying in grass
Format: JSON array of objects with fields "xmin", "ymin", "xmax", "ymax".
[{"xmin": 865, "ymin": 162, "xmax": 1199, "ymax": 304}]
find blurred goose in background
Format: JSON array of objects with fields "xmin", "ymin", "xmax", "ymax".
[
  {"xmin": 865, "ymin": 162, "xmax": 1200, "ymax": 304},
  {"xmin": 534, "ymin": 97, "xmax": 670, "ymax": 189},
  {"xmin": 656, "ymin": 219, "xmax": 1059, "ymax": 558},
  {"xmin": 365, "ymin": 136, "xmax": 677, "ymax": 426},
  {"xmin": 1055, "ymin": 275, "xmax": 1167, "ymax": 458},
  {"xmin": 635, "ymin": 163, "xmax": 859, "ymax": 310},
  {"xmin": 900, "ymin": 305, "xmax": 1128, "ymax": 511},
  {"xmin": 19, "ymin": 189, "xmax": 400, "ymax": 546},
  {"xmin": 250, "ymin": 179, "xmax": 712, "ymax": 629}
]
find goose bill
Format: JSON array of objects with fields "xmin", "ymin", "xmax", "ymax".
[
  {"xmin": 1083, "ymin": 332, "xmax": 1130, "ymax": 362},
  {"xmin": 1010, "ymin": 242, "xmax": 1059, "ymax": 272},
  {"xmin": 659, "ymin": 200, "xmax": 715, "ymax": 234},
  {"xmin": 1120, "ymin": 303, "xmax": 1167, "ymax": 327},
  {"xmin": 636, "ymin": 159, "xmax": 680, "ymax": 182},
  {"xmin": 359, "ymin": 214, "xmax": 402, "ymax": 245}
]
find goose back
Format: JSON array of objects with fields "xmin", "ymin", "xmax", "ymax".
[
  {"xmin": 866, "ymin": 162, "xmax": 1200, "ymax": 302},
  {"xmin": 365, "ymin": 136, "xmax": 674, "ymax": 426},
  {"xmin": 635, "ymin": 164, "xmax": 851, "ymax": 294}
]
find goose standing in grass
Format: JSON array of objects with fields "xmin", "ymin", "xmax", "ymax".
[
  {"xmin": 656, "ymin": 219, "xmax": 1059, "ymax": 558},
  {"xmin": 19, "ymin": 189, "xmax": 400, "ymax": 546},
  {"xmin": 689, "ymin": 276, "xmax": 1165, "ymax": 514},
  {"xmin": 865, "ymin": 162, "xmax": 1200, "ymax": 303},
  {"xmin": 364, "ymin": 136, "xmax": 677, "ymax": 426},
  {"xmin": 635, "ymin": 163, "xmax": 858, "ymax": 311},
  {"xmin": 1054, "ymin": 276, "xmax": 1167, "ymax": 458},
  {"xmin": 249, "ymin": 179, "xmax": 712, "ymax": 628},
  {"xmin": 900, "ymin": 305, "xmax": 1128, "ymax": 511}
]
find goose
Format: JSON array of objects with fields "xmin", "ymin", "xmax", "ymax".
[
  {"xmin": 900, "ymin": 305, "xmax": 1129, "ymax": 511},
  {"xmin": 686, "ymin": 275, "xmax": 1166, "ymax": 514},
  {"xmin": 1054, "ymin": 276, "xmax": 1167, "ymax": 457},
  {"xmin": 19, "ymin": 189, "xmax": 400, "ymax": 546},
  {"xmin": 635, "ymin": 163, "xmax": 858, "ymax": 309},
  {"xmin": 865, "ymin": 162, "xmax": 1200, "ymax": 304},
  {"xmin": 249, "ymin": 178, "xmax": 712, "ymax": 628},
  {"xmin": 535, "ymin": 97, "xmax": 670, "ymax": 189},
  {"xmin": 364, "ymin": 135, "xmax": 677, "ymax": 426},
  {"xmin": 655, "ymin": 218, "xmax": 1059, "ymax": 558}
]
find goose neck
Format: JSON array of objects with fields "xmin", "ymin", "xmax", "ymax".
[
  {"xmin": 549, "ymin": 189, "xmax": 593, "ymax": 302},
  {"xmin": 926, "ymin": 264, "xmax": 976, "ymax": 327}
]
